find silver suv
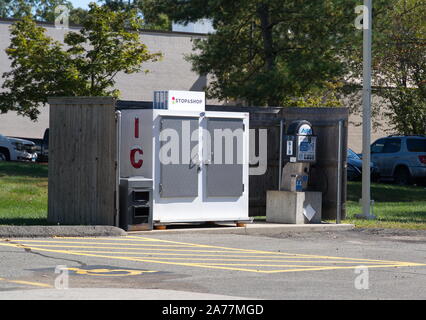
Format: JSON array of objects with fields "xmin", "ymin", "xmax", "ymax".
[{"xmin": 371, "ymin": 135, "xmax": 426, "ymax": 185}]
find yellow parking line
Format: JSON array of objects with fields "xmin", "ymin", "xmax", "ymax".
[
  {"xmin": 21, "ymin": 244, "xmax": 418, "ymax": 266},
  {"xmin": 6, "ymin": 280, "xmax": 52, "ymax": 288},
  {"xmin": 0, "ymin": 277, "xmax": 52, "ymax": 288},
  {"xmin": 65, "ymin": 250, "xmax": 396, "ymax": 264},
  {"xmin": 126, "ymin": 236, "xmax": 410, "ymax": 264},
  {"xmin": 13, "ymin": 242, "xmax": 394, "ymax": 262},
  {"xmin": 54, "ymin": 236, "xmax": 160, "ymax": 242},
  {"xmin": 11, "ymin": 235, "xmax": 423, "ymax": 267},
  {"xmin": 1, "ymin": 241, "xmax": 424, "ymax": 274},
  {"xmin": 9, "ymin": 237, "xmax": 426, "ymax": 267},
  {"xmin": 3, "ymin": 244, "xmax": 271, "ymax": 273},
  {"xmin": 14, "ymin": 244, "xmax": 279, "ymax": 254},
  {"xmin": 194, "ymin": 262, "xmax": 361, "ymax": 268},
  {"xmin": 12, "ymin": 239, "xmax": 198, "ymax": 248},
  {"xmin": 11, "ymin": 236, "xmax": 415, "ymax": 266},
  {"xmin": 259, "ymin": 264, "xmax": 422, "ymax": 273},
  {"xmin": 0, "ymin": 242, "xmax": 263, "ymax": 273}
]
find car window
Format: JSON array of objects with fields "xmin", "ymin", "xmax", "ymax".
[
  {"xmin": 407, "ymin": 139, "xmax": 426, "ymax": 152},
  {"xmin": 371, "ymin": 139, "xmax": 386, "ymax": 153},
  {"xmin": 382, "ymin": 138, "xmax": 401, "ymax": 153}
]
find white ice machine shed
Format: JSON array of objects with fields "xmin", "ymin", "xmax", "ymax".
[{"xmin": 118, "ymin": 98, "xmax": 250, "ymax": 225}]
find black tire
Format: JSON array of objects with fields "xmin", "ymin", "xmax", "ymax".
[
  {"xmin": 393, "ymin": 167, "xmax": 412, "ymax": 186},
  {"xmin": 0, "ymin": 149, "xmax": 9, "ymax": 161}
]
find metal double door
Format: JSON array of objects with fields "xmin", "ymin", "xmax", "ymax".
[{"xmin": 159, "ymin": 115, "xmax": 244, "ymax": 199}]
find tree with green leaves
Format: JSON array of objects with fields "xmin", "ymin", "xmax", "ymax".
[
  {"xmin": 0, "ymin": 0, "xmax": 88, "ymax": 25},
  {"xmin": 141, "ymin": 0, "xmax": 363, "ymax": 106},
  {"xmin": 0, "ymin": 0, "xmax": 12, "ymax": 17},
  {"xmin": 100, "ymin": 0, "xmax": 171, "ymax": 30},
  {"xmin": 373, "ymin": 0, "xmax": 426, "ymax": 135},
  {"xmin": 0, "ymin": 3, "xmax": 162, "ymax": 120},
  {"xmin": 101, "ymin": 0, "xmax": 136, "ymax": 11}
]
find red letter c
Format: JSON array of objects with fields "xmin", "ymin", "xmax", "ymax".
[{"xmin": 130, "ymin": 148, "xmax": 143, "ymax": 168}]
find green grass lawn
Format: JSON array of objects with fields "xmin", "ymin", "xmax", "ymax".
[
  {"xmin": 0, "ymin": 162, "xmax": 425, "ymax": 229},
  {"xmin": 339, "ymin": 182, "xmax": 426, "ymax": 229},
  {"xmin": 0, "ymin": 162, "xmax": 48, "ymax": 225},
  {"xmin": 255, "ymin": 183, "xmax": 426, "ymax": 229}
]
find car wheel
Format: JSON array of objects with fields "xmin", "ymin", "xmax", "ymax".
[
  {"xmin": 0, "ymin": 151, "xmax": 8, "ymax": 161},
  {"xmin": 393, "ymin": 167, "xmax": 412, "ymax": 186}
]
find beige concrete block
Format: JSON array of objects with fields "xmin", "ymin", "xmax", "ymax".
[{"xmin": 266, "ymin": 191, "xmax": 322, "ymax": 224}]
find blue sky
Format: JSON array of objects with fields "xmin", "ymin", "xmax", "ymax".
[{"xmin": 70, "ymin": 0, "xmax": 100, "ymax": 9}]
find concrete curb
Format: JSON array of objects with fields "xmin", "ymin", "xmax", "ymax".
[
  {"xmin": 128, "ymin": 223, "xmax": 355, "ymax": 236},
  {"xmin": 0, "ymin": 226, "xmax": 127, "ymax": 238},
  {"xmin": 0, "ymin": 223, "xmax": 355, "ymax": 238}
]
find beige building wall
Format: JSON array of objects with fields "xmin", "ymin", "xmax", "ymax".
[
  {"xmin": 0, "ymin": 20, "xmax": 210, "ymax": 138},
  {"xmin": 348, "ymin": 112, "xmax": 391, "ymax": 153},
  {"xmin": 346, "ymin": 94, "xmax": 394, "ymax": 153},
  {"xmin": 0, "ymin": 19, "xmax": 393, "ymax": 148}
]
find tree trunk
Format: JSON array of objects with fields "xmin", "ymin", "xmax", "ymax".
[
  {"xmin": 257, "ymin": 4, "xmax": 274, "ymax": 72},
  {"xmin": 257, "ymin": 4, "xmax": 279, "ymax": 106}
]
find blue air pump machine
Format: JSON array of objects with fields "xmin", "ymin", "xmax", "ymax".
[
  {"xmin": 281, "ymin": 120, "xmax": 317, "ymax": 191},
  {"xmin": 267, "ymin": 119, "xmax": 321, "ymax": 224}
]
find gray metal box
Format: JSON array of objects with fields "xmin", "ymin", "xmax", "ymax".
[{"xmin": 119, "ymin": 177, "xmax": 153, "ymax": 231}]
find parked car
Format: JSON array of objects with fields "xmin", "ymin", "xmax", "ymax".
[
  {"xmin": 347, "ymin": 148, "xmax": 378, "ymax": 181},
  {"xmin": 40, "ymin": 128, "xmax": 49, "ymax": 162},
  {"xmin": 370, "ymin": 135, "xmax": 426, "ymax": 185},
  {"xmin": 11, "ymin": 128, "xmax": 49, "ymax": 162},
  {"xmin": 0, "ymin": 134, "xmax": 38, "ymax": 162}
]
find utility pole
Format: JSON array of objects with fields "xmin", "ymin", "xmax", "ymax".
[{"xmin": 360, "ymin": 0, "xmax": 376, "ymax": 220}]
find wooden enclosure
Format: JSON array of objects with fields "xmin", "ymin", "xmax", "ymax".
[
  {"xmin": 48, "ymin": 97, "xmax": 118, "ymax": 225},
  {"xmin": 207, "ymin": 105, "xmax": 349, "ymax": 220},
  {"xmin": 47, "ymin": 97, "xmax": 348, "ymax": 226}
]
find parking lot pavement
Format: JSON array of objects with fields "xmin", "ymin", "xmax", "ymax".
[{"xmin": 0, "ymin": 229, "xmax": 425, "ymax": 299}]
